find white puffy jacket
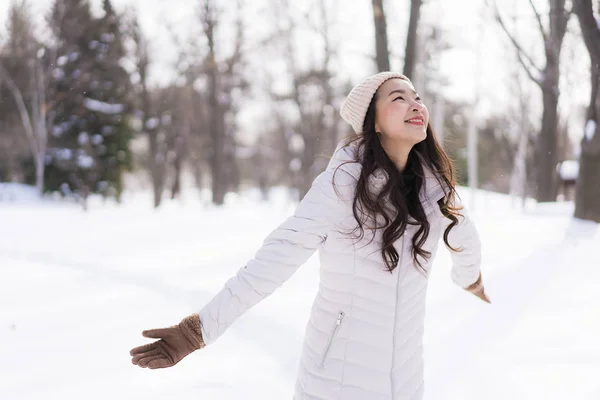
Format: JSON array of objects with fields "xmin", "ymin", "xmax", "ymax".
[{"xmin": 197, "ymin": 141, "xmax": 482, "ymax": 400}]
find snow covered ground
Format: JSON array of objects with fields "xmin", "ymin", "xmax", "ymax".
[{"xmin": 1, "ymin": 183, "xmax": 599, "ymax": 400}]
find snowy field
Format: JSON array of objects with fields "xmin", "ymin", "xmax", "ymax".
[{"xmin": 1, "ymin": 183, "xmax": 599, "ymax": 400}]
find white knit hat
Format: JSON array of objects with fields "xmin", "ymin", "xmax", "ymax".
[{"xmin": 340, "ymin": 71, "xmax": 410, "ymax": 134}]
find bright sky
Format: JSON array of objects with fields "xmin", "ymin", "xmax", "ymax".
[{"xmin": 0, "ymin": 0, "xmax": 591, "ymax": 143}]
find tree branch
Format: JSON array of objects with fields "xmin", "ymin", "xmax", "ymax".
[
  {"xmin": 527, "ymin": 0, "xmax": 548, "ymax": 43},
  {"xmin": 488, "ymin": 0, "xmax": 543, "ymax": 86}
]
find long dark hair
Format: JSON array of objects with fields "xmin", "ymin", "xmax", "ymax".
[{"xmin": 336, "ymin": 82, "xmax": 463, "ymax": 274}]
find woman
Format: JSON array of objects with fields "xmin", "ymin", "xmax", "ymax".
[{"xmin": 129, "ymin": 71, "xmax": 490, "ymax": 400}]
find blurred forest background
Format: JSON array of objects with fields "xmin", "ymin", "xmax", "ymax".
[{"xmin": 0, "ymin": 0, "xmax": 598, "ymax": 221}]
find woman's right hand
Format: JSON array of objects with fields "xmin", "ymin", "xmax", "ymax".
[
  {"xmin": 130, "ymin": 313, "xmax": 205, "ymax": 369},
  {"xmin": 465, "ymin": 273, "xmax": 491, "ymax": 304}
]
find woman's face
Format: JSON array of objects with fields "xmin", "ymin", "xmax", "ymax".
[{"xmin": 374, "ymin": 78, "xmax": 429, "ymax": 146}]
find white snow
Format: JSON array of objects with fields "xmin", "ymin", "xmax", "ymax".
[
  {"xmin": 83, "ymin": 97, "xmax": 125, "ymax": 115},
  {"xmin": 289, "ymin": 133, "xmax": 305, "ymax": 152},
  {"xmin": 76, "ymin": 154, "xmax": 94, "ymax": 169},
  {"xmin": 51, "ymin": 148, "xmax": 73, "ymax": 161},
  {"xmin": 145, "ymin": 117, "xmax": 160, "ymax": 130},
  {"xmin": 0, "ymin": 186, "xmax": 599, "ymax": 400},
  {"xmin": 584, "ymin": 119, "xmax": 596, "ymax": 142},
  {"xmin": 91, "ymin": 134, "xmax": 103, "ymax": 145},
  {"xmin": 0, "ymin": 183, "xmax": 41, "ymax": 203},
  {"xmin": 558, "ymin": 160, "xmax": 579, "ymax": 181},
  {"xmin": 289, "ymin": 157, "xmax": 301, "ymax": 172},
  {"xmin": 57, "ymin": 55, "xmax": 68, "ymax": 66},
  {"xmin": 52, "ymin": 68, "xmax": 65, "ymax": 80},
  {"xmin": 77, "ymin": 132, "xmax": 89, "ymax": 146}
]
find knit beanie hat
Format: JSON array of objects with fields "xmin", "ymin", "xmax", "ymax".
[{"xmin": 340, "ymin": 71, "xmax": 411, "ymax": 134}]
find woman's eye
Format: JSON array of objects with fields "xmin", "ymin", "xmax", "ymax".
[
  {"xmin": 415, "ymin": 97, "xmax": 421, "ymax": 102},
  {"xmin": 394, "ymin": 96, "xmax": 404, "ymax": 101}
]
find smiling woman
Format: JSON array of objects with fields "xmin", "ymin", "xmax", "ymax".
[{"xmin": 130, "ymin": 71, "xmax": 490, "ymax": 400}]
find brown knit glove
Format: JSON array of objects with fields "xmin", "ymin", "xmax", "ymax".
[
  {"xmin": 130, "ymin": 313, "xmax": 205, "ymax": 369},
  {"xmin": 465, "ymin": 272, "xmax": 491, "ymax": 303}
]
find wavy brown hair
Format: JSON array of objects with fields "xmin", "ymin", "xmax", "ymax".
[{"xmin": 336, "ymin": 82, "xmax": 463, "ymax": 274}]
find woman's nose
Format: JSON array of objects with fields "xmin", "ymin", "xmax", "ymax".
[{"xmin": 411, "ymin": 101, "xmax": 423, "ymax": 111}]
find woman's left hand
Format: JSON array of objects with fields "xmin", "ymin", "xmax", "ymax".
[{"xmin": 465, "ymin": 273, "xmax": 491, "ymax": 303}]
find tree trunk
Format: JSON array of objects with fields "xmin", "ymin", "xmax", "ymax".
[
  {"xmin": 536, "ymin": 66, "xmax": 560, "ymax": 202},
  {"xmin": 534, "ymin": 0, "xmax": 569, "ymax": 202},
  {"xmin": 170, "ymin": 135, "xmax": 184, "ymax": 200},
  {"xmin": 574, "ymin": 151, "xmax": 600, "ymax": 222},
  {"xmin": 403, "ymin": 0, "xmax": 422, "ymax": 80},
  {"xmin": 171, "ymin": 160, "xmax": 181, "ymax": 200},
  {"xmin": 35, "ymin": 153, "xmax": 44, "ymax": 194},
  {"xmin": 148, "ymin": 132, "xmax": 164, "ymax": 208},
  {"xmin": 490, "ymin": 0, "xmax": 568, "ymax": 202},
  {"xmin": 372, "ymin": 0, "xmax": 390, "ymax": 72},
  {"xmin": 136, "ymin": 28, "xmax": 163, "ymax": 208},
  {"xmin": 573, "ymin": 0, "xmax": 600, "ymax": 222},
  {"xmin": 208, "ymin": 57, "xmax": 226, "ymax": 205},
  {"xmin": 203, "ymin": 0, "xmax": 226, "ymax": 206},
  {"xmin": 574, "ymin": 92, "xmax": 600, "ymax": 221}
]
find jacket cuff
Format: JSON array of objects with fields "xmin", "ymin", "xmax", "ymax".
[
  {"xmin": 451, "ymin": 266, "xmax": 481, "ymax": 289},
  {"xmin": 179, "ymin": 313, "xmax": 206, "ymax": 349}
]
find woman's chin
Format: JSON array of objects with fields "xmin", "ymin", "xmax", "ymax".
[
  {"xmin": 410, "ymin": 130, "xmax": 428, "ymax": 144},
  {"xmin": 403, "ymin": 125, "xmax": 428, "ymax": 141},
  {"xmin": 383, "ymin": 129, "xmax": 427, "ymax": 145}
]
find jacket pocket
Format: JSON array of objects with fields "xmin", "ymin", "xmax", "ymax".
[{"xmin": 319, "ymin": 311, "xmax": 345, "ymax": 367}]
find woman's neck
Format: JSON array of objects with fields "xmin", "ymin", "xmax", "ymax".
[{"xmin": 380, "ymin": 139, "xmax": 413, "ymax": 172}]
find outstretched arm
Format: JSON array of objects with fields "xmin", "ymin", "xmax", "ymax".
[
  {"xmin": 130, "ymin": 166, "xmax": 356, "ymax": 369},
  {"xmin": 197, "ymin": 167, "xmax": 355, "ymax": 344}
]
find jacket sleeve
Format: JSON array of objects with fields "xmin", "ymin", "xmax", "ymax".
[
  {"xmin": 442, "ymin": 198, "xmax": 482, "ymax": 289},
  {"xmin": 197, "ymin": 167, "xmax": 355, "ymax": 345}
]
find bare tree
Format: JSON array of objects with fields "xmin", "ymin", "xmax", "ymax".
[
  {"xmin": 199, "ymin": 0, "xmax": 225, "ymax": 204},
  {"xmin": 271, "ymin": 0, "xmax": 342, "ymax": 199},
  {"xmin": 125, "ymin": 11, "xmax": 168, "ymax": 207},
  {"xmin": 372, "ymin": 0, "xmax": 390, "ymax": 72},
  {"xmin": 412, "ymin": 24, "xmax": 450, "ymax": 140},
  {"xmin": 403, "ymin": 0, "xmax": 423, "ymax": 79},
  {"xmin": 162, "ymin": 24, "xmax": 202, "ymax": 200},
  {"xmin": 197, "ymin": 0, "xmax": 247, "ymax": 205},
  {"xmin": 0, "ymin": 2, "xmax": 54, "ymax": 195},
  {"xmin": 168, "ymin": 89, "xmax": 192, "ymax": 200},
  {"xmin": 488, "ymin": 0, "xmax": 571, "ymax": 202},
  {"xmin": 573, "ymin": 0, "xmax": 600, "ymax": 222},
  {"xmin": 219, "ymin": 0, "xmax": 248, "ymax": 195},
  {"xmin": 508, "ymin": 70, "xmax": 536, "ymax": 207}
]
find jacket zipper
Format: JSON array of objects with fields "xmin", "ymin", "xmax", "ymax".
[
  {"xmin": 391, "ymin": 235, "xmax": 406, "ymax": 399},
  {"xmin": 319, "ymin": 311, "xmax": 345, "ymax": 367}
]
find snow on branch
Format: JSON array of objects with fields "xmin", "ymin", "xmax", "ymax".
[
  {"xmin": 585, "ymin": 120, "xmax": 596, "ymax": 142},
  {"xmin": 83, "ymin": 97, "xmax": 125, "ymax": 114}
]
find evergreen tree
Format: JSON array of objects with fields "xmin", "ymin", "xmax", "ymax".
[
  {"xmin": 45, "ymin": 0, "xmax": 132, "ymax": 204},
  {"xmin": 86, "ymin": 0, "xmax": 133, "ymax": 199}
]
